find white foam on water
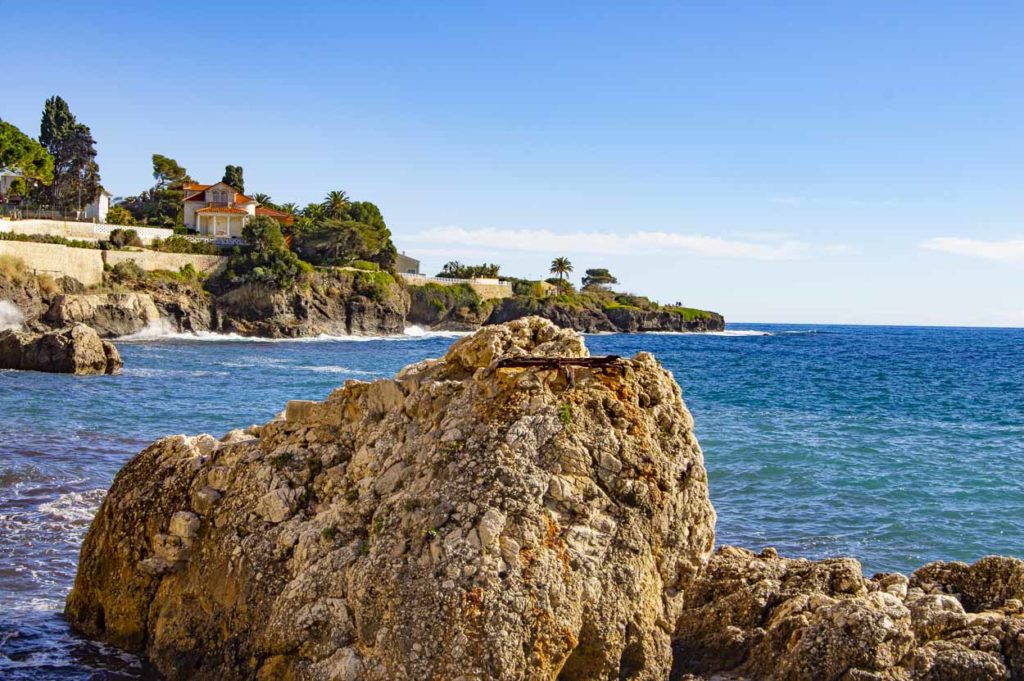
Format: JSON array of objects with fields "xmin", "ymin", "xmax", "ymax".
[
  {"xmin": 116, "ymin": 323, "xmax": 471, "ymax": 343},
  {"xmin": 38, "ymin": 489, "xmax": 106, "ymax": 523},
  {"xmin": 0, "ymin": 300, "xmax": 24, "ymax": 331},
  {"xmin": 294, "ymin": 365, "xmax": 381, "ymax": 375},
  {"xmin": 704, "ymin": 330, "xmax": 773, "ymax": 337},
  {"xmin": 645, "ymin": 329, "xmax": 773, "ymax": 337}
]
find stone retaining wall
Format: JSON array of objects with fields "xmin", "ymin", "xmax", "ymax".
[
  {"xmin": 0, "ymin": 240, "xmax": 105, "ymax": 286},
  {"xmin": 104, "ymin": 250, "xmax": 226, "ymax": 277},
  {"xmin": 398, "ymin": 273, "xmax": 513, "ymax": 300},
  {"xmin": 0, "ymin": 240, "xmax": 227, "ymax": 287},
  {"xmin": 0, "ymin": 219, "xmax": 174, "ymax": 245}
]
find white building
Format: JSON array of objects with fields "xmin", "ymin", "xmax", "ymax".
[
  {"xmin": 182, "ymin": 181, "xmax": 257, "ymax": 238},
  {"xmin": 84, "ymin": 189, "xmax": 111, "ymax": 223}
]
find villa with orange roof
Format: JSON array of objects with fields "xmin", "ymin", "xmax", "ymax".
[
  {"xmin": 182, "ymin": 181, "xmax": 256, "ymax": 238},
  {"xmin": 182, "ymin": 182, "xmax": 294, "ymax": 238}
]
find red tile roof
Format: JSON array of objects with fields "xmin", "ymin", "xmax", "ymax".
[
  {"xmin": 197, "ymin": 206, "xmax": 248, "ymax": 215},
  {"xmin": 256, "ymin": 206, "xmax": 290, "ymax": 218}
]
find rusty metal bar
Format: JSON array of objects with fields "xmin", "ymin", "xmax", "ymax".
[{"xmin": 494, "ymin": 355, "xmax": 622, "ymax": 369}]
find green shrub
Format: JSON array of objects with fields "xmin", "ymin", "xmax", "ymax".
[
  {"xmin": 108, "ymin": 228, "xmax": 143, "ymax": 248},
  {"xmin": 0, "ymin": 231, "xmax": 105, "ymax": 250},
  {"xmin": 109, "ymin": 260, "xmax": 145, "ymax": 282},
  {"xmin": 105, "ymin": 205, "xmax": 136, "ymax": 226},
  {"xmin": 352, "ymin": 269, "xmax": 395, "ymax": 301},
  {"xmin": 350, "ymin": 259, "xmax": 380, "ymax": 271},
  {"xmin": 150, "ymin": 235, "xmax": 222, "ymax": 255},
  {"xmin": 0, "ymin": 254, "xmax": 30, "ymax": 282}
]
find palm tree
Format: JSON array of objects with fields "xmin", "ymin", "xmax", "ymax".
[
  {"xmin": 550, "ymin": 257, "xmax": 573, "ymax": 282},
  {"xmin": 279, "ymin": 202, "xmax": 299, "ymax": 215},
  {"xmin": 252, "ymin": 192, "xmax": 272, "ymax": 206},
  {"xmin": 303, "ymin": 202, "xmax": 326, "ymax": 220},
  {"xmin": 322, "ymin": 190, "xmax": 351, "ymax": 218}
]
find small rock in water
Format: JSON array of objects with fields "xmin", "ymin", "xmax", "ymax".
[{"xmin": 0, "ymin": 324, "xmax": 122, "ymax": 375}]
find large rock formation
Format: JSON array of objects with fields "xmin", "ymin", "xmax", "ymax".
[
  {"xmin": 65, "ymin": 318, "xmax": 1024, "ymax": 679},
  {"xmin": 66, "ymin": 317, "xmax": 716, "ymax": 679},
  {"xmin": 45, "ymin": 292, "xmax": 162, "ymax": 337},
  {"xmin": 673, "ymin": 547, "xmax": 1024, "ymax": 680},
  {"xmin": 488, "ymin": 297, "xmax": 724, "ymax": 334},
  {"xmin": 210, "ymin": 273, "xmax": 409, "ymax": 338},
  {"xmin": 0, "ymin": 323, "xmax": 122, "ymax": 374}
]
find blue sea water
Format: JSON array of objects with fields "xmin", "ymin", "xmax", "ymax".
[{"xmin": 1, "ymin": 323, "xmax": 1023, "ymax": 678}]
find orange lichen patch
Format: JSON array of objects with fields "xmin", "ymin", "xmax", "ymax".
[
  {"xmin": 461, "ymin": 587, "xmax": 484, "ymax": 619},
  {"xmin": 544, "ymin": 515, "xmax": 571, "ymax": 576},
  {"xmin": 528, "ymin": 605, "xmax": 576, "ymax": 673}
]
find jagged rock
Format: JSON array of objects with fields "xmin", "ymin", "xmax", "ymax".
[
  {"xmin": 66, "ymin": 317, "xmax": 716, "ymax": 679},
  {"xmin": 45, "ymin": 292, "xmax": 162, "ymax": 337},
  {"xmin": 0, "ymin": 323, "xmax": 122, "ymax": 374},
  {"xmin": 672, "ymin": 546, "xmax": 1024, "ymax": 680}
]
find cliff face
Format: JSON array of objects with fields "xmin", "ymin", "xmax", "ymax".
[
  {"xmin": 210, "ymin": 272, "xmax": 409, "ymax": 338},
  {"xmin": 66, "ymin": 317, "xmax": 716, "ymax": 680},
  {"xmin": 487, "ymin": 297, "xmax": 725, "ymax": 333},
  {"xmin": 11, "ymin": 270, "xmax": 410, "ymax": 339}
]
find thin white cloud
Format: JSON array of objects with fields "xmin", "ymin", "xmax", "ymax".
[
  {"xmin": 922, "ymin": 237, "xmax": 1024, "ymax": 263},
  {"xmin": 405, "ymin": 227, "xmax": 840, "ymax": 261}
]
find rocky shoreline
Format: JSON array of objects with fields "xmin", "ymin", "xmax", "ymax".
[
  {"xmin": 65, "ymin": 318, "xmax": 1024, "ymax": 680},
  {"xmin": 1, "ymin": 266, "xmax": 724, "ymax": 340}
]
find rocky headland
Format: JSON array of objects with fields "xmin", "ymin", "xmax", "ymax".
[
  {"xmin": 0, "ymin": 259, "xmax": 722, "ymax": 341},
  {"xmin": 66, "ymin": 318, "xmax": 1023, "ymax": 679},
  {"xmin": 408, "ymin": 282, "xmax": 725, "ymax": 334}
]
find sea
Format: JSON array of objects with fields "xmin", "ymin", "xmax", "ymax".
[{"xmin": 1, "ymin": 323, "xmax": 1022, "ymax": 678}]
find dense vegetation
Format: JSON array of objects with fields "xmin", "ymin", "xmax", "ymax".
[
  {"xmin": 218, "ymin": 217, "xmax": 312, "ymax": 289},
  {"xmin": 35, "ymin": 96, "xmax": 101, "ymax": 211},
  {"xmin": 0, "ymin": 119, "xmax": 54, "ymax": 200},
  {"xmin": 0, "ymin": 230, "xmax": 107, "ymax": 250},
  {"xmin": 436, "ymin": 261, "xmax": 501, "ymax": 279},
  {"xmin": 149, "ymin": 235, "xmax": 222, "ymax": 255},
  {"xmin": 291, "ymin": 192, "xmax": 397, "ymax": 270},
  {"xmin": 120, "ymin": 154, "xmax": 192, "ymax": 227}
]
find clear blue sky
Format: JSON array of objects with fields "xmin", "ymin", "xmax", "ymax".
[{"xmin": 4, "ymin": 1, "xmax": 1023, "ymax": 326}]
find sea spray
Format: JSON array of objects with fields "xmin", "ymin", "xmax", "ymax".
[{"xmin": 0, "ymin": 301, "xmax": 24, "ymax": 331}]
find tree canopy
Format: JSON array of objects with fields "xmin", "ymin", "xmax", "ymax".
[
  {"xmin": 222, "ymin": 165, "xmax": 244, "ymax": 193},
  {"xmin": 152, "ymin": 154, "xmax": 190, "ymax": 189},
  {"xmin": 581, "ymin": 268, "xmax": 619, "ymax": 289},
  {"xmin": 437, "ymin": 261, "xmax": 501, "ymax": 279},
  {"xmin": 549, "ymin": 257, "xmax": 573, "ymax": 281},
  {"xmin": 0, "ymin": 119, "xmax": 54, "ymax": 191},
  {"xmin": 38, "ymin": 96, "xmax": 101, "ymax": 209},
  {"xmin": 223, "ymin": 216, "xmax": 311, "ymax": 289},
  {"xmin": 120, "ymin": 154, "xmax": 191, "ymax": 227},
  {"xmin": 291, "ymin": 192, "xmax": 397, "ymax": 270}
]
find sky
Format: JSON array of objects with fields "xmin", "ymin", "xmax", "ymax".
[{"xmin": 3, "ymin": 1, "xmax": 1023, "ymax": 326}]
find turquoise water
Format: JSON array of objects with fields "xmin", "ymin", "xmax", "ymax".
[{"xmin": 1, "ymin": 324, "xmax": 1023, "ymax": 677}]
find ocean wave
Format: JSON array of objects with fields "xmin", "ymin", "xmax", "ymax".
[
  {"xmin": 0, "ymin": 300, "xmax": 24, "ymax": 331},
  {"xmin": 37, "ymin": 489, "xmax": 106, "ymax": 523},
  {"xmin": 122, "ymin": 367, "xmax": 230, "ymax": 378},
  {"xmin": 117, "ymin": 323, "xmax": 470, "ymax": 343},
  {"xmin": 293, "ymin": 365, "xmax": 381, "ymax": 375},
  {"xmin": 646, "ymin": 329, "xmax": 773, "ymax": 337}
]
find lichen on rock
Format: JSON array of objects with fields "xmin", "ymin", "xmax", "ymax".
[{"xmin": 66, "ymin": 316, "xmax": 716, "ymax": 680}]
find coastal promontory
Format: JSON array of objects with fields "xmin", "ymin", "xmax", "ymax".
[{"xmin": 66, "ymin": 318, "xmax": 1024, "ymax": 679}]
